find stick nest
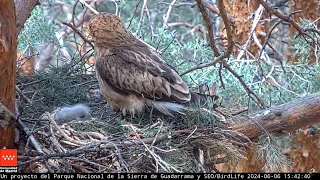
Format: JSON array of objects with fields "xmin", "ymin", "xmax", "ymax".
[{"xmin": 16, "ymin": 63, "xmax": 248, "ymax": 173}]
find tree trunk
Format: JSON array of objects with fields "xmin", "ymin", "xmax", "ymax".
[
  {"xmin": 231, "ymin": 92, "xmax": 320, "ymax": 140},
  {"xmin": 222, "ymin": 0, "xmax": 269, "ymax": 56},
  {"xmin": 0, "ymin": 0, "xmax": 18, "ymax": 149},
  {"xmin": 0, "ymin": 0, "xmax": 39, "ymax": 149}
]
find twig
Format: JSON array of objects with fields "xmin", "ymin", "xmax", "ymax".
[
  {"xmin": 50, "ymin": 136, "xmax": 67, "ymax": 152},
  {"xmin": 180, "ymin": 125, "xmax": 198, "ymax": 145},
  {"xmin": 141, "ymin": 140, "xmax": 181, "ymax": 172},
  {"xmin": 236, "ymin": 5, "xmax": 264, "ymax": 61},
  {"xmin": 179, "ymin": 24, "xmax": 208, "ymax": 42},
  {"xmin": 144, "ymin": 6, "xmax": 157, "ymax": 39},
  {"xmin": 159, "ymin": 2, "xmax": 196, "ymax": 8},
  {"xmin": 202, "ymin": 0, "xmax": 219, "ymax": 14},
  {"xmin": 105, "ymin": 141, "xmax": 129, "ymax": 172},
  {"xmin": 69, "ymin": 163, "xmax": 95, "ymax": 172},
  {"xmin": 17, "ymin": 118, "xmax": 45, "ymax": 155},
  {"xmin": 195, "ymin": 0, "xmax": 264, "ymax": 107},
  {"xmin": 49, "ymin": 121, "xmax": 67, "ymax": 152},
  {"xmin": 205, "ymin": 157, "xmax": 228, "ymax": 166},
  {"xmin": 231, "ymin": 108, "xmax": 248, "ymax": 116},
  {"xmin": 257, "ymin": 20, "xmax": 282, "ymax": 61},
  {"xmin": 128, "ymin": 0, "xmax": 142, "ymax": 28},
  {"xmin": 79, "ymin": 0, "xmax": 99, "ymax": 15},
  {"xmin": 180, "ymin": 54, "xmax": 224, "ymax": 76},
  {"xmin": 46, "ymin": 112, "xmax": 89, "ymax": 146},
  {"xmin": 18, "ymin": 133, "xmax": 171, "ymax": 168},
  {"xmin": 217, "ymin": 0, "xmax": 233, "ymax": 58},
  {"xmin": 222, "ymin": 62, "xmax": 265, "ymax": 108},
  {"xmin": 218, "ymin": 63, "xmax": 225, "ymax": 88},
  {"xmin": 17, "ymin": 79, "xmax": 48, "ymax": 87},
  {"xmin": 16, "ymin": 85, "xmax": 32, "ymax": 104},
  {"xmin": 71, "ymin": 0, "xmax": 79, "ymax": 26},
  {"xmin": 195, "ymin": 0, "xmax": 220, "ymax": 56},
  {"xmin": 18, "ymin": 147, "xmax": 101, "ymax": 167},
  {"xmin": 160, "ymin": 34, "xmax": 176, "ymax": 54},
  {"xmin": 162, "ymin": 0, "xmax": 178, "ymax": 28},
  {"xmin": 151, "ymin": 119, "xmax": 164, "ymax": 147},
  {"xmin": 258, "ymin": 0, "xmax": 312, "ymax": 40},
  {"xmin": 65, "ymin": 157, "xmax": 108, "ymax": 169},
  {"xmin": 167, "ymin": 22, "xmax": 194, "ymax": 28},
  {"xmin": 62, "ymin": 22, "xmax": 94, "ymax": 49},
  {"xmin": 180, "ymin": 0, "xmax": 234, "ymax": 75},
  {"xmin": 136, "ymin": 0, "xmax": 148, "ymax": 33}
]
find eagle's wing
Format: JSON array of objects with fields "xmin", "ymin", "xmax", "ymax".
[{"xmin": 95, "ymin": 44, "xmax": 191, "ymax": 103}]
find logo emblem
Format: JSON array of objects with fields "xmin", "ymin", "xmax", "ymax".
[{"xmin": 0, "ymin": 149, "xmax": 17, "ymax": 166}]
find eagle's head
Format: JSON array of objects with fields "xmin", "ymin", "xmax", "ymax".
[{"xmin": 88, "ymin": 13, "xmax": 135, "ymax": 47}]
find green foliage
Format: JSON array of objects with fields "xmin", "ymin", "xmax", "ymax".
[
  {"xmin": 127, "ymin": 13, "xmax": 320, "ymax": 111},
  {"xmin": 17, "ymin": 1, "xmax": 320, "ymax": 112},
  {"xmin": 291, "ymin": 19, "xmax": 320, "ymax": 62},
  {"xmin": 16, "ymin": 0, "xmax": 320, "ymax": 173},
  {"xmin": 257, "ymin": 135, "xmax": 292, "ymax": 172},
  {"xmin": 18, "ymin": 6, "xmax": 57, "ymax": 50}
]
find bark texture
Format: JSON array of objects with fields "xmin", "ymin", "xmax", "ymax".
[
  {"xmin": 231, "ymin": 93, "xmax": 320, "ymax": 140},
  {"xmin": 0, "ymin": 0, "xmax": 18, "ymax": 148},
  {"xmin": 14, "ymin": 0, "xmax": 40, "ymax": 35}
]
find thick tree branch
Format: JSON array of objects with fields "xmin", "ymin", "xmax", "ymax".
[
  {"xmin": 217, "ymin": 0, "xmax": 233, "ymax": 58},
  {"xmin": 180, "ymin": 0, "xmax": 228, "ymax": 76},
  {"xmin": 195, "ymin": 0, "xmax": 220, "ymax": 56},
  {"xmin": 202, "ymin": 0, "xmax": 234, "ymax": 25},
  {"xmin": 231, "ymin": 92, "xmax": 320, "ymax": 140},
  {"xmin": 14, "ymin": 0, "xmax": 40, "ymax": 35}
]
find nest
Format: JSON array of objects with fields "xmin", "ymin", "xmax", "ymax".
[{"xmin": 16, "ymin": 62, "xmax": 249, "ymax": 173}]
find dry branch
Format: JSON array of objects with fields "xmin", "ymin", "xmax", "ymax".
[
  {"xmin": 167, "ymin": 22, "xmax": 208, "ymax": 42},
  {"xmin": 17, "ymin": 118, "xmax": 44, "ymax": 155},
  {"xmin": 186, "ymin": 0, "xmax": 265, "ymax": 108},
  {"xmin": 202, "ymin": 0, "xmax": 234, "ymax": 25},
  {"xmin": 257, "ymin": 0, "xmax": 306, "ymax": 36},
  {"xmin": 231, "ymin": 92, "xmax": 320, "ymax": 140},
  {"xmin": 180, "ymin": 0, "xmax": 227, "ymax": 76},
  {"xmin": 159, "ymin": 2, "xmax": 196, "ymax": 8},
  {"xmin": 62, "ymin": 22, "xmax": 94, "ymax": 49},
  {"xmin": 18, "ymin": 135, "xmax": 170, "ymax": 167},
  {"xmin": 217, "ymin": 0, "xmax": 233, "ymax": 58},
  {"xmin": 162, "ymin": 0, "xmax": 178, "ymax": 28},
  {"xmin": 195, "ymin": 0, "xmax": 220, "ymax": 56}
]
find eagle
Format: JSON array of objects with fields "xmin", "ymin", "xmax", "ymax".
[{"xmin": 88, "ymin": 13, "xmax": 192, "ymax": 117}]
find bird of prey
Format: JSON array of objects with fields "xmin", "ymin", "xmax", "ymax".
[{"xmin": 88, "ymin": 13, "xmax": 191, "ymax": 117}]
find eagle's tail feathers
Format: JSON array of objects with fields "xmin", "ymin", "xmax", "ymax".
[{"xmin": 146, "ymin": 100, "xmax": 186, "ymax": 117}]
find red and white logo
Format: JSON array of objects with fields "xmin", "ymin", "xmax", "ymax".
[{"xmin": 0, "ymin": 149, "xmax": 17, "ymax": 166}]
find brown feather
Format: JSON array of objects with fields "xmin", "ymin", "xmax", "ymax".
[
  {"xmin": 88, "ymin": 13, "xmax": 191, "ymax": 115},
  {"xmin": 95, "ymin": 54, "xmax": 190, "ymax": 103}
]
